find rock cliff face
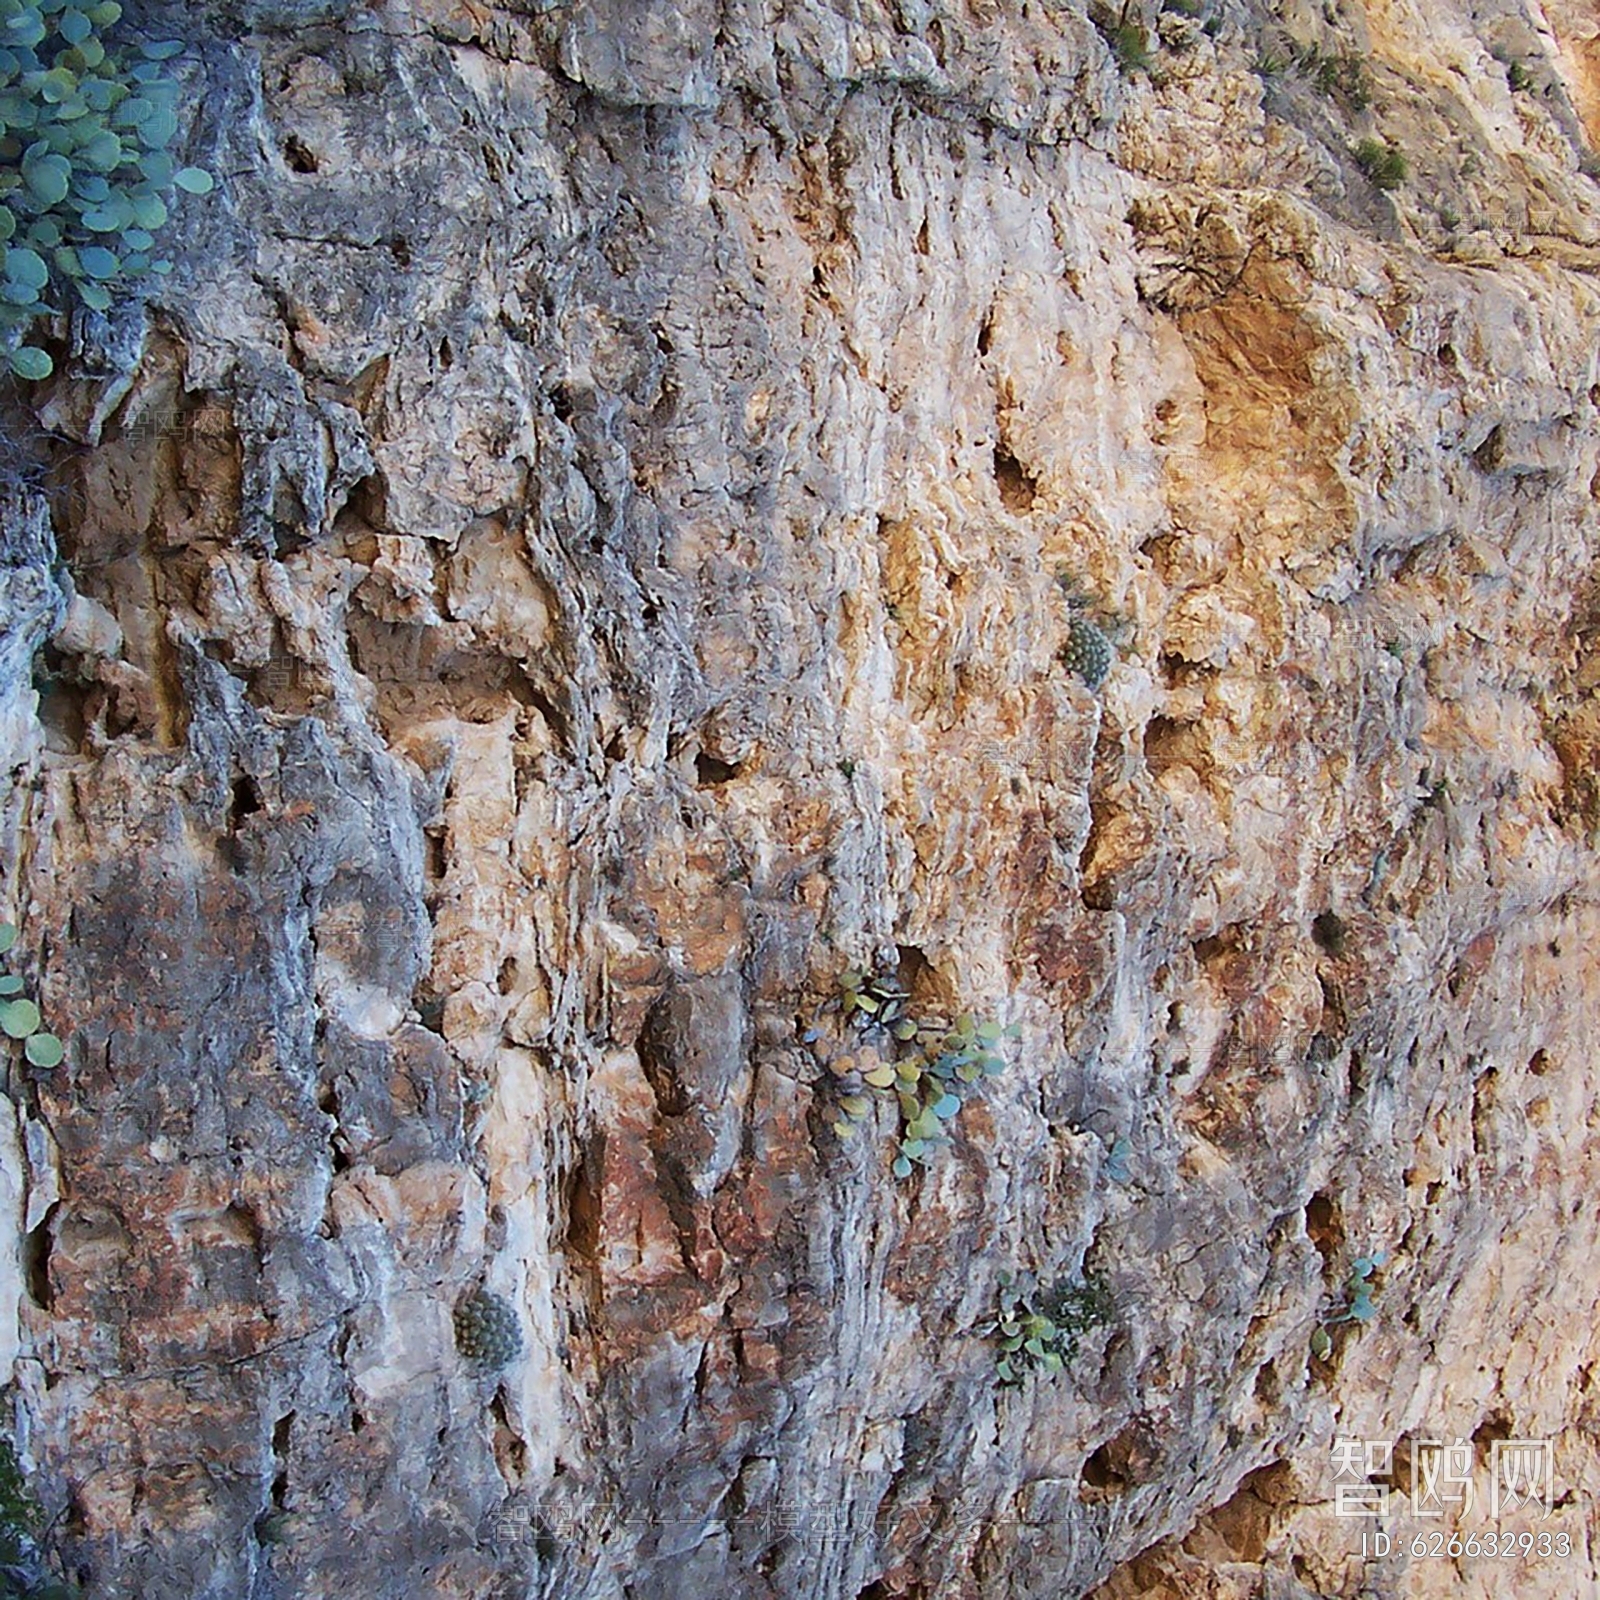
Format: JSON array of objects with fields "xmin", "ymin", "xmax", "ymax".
[{"xmin": 2, "ymin": 1, "xmax": 1600, "ymax": 1596}]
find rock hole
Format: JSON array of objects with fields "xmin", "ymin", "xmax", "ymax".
[
  {"xmin": 993, "ymin": 442, "xmax": 1037, "ymax": 512},
  {"xmin": 1311, "ymin": 910, "xmax": 1346, "ymax": 954},
  {"xmin": 1081, "ymin": 1438, "xmax": 1129, "ymax": 1493},
  {"xmin": 23, "ymin": 1202, "xmax": 56, "ymax": 1311},
  {"xmin": 694, "ymin": 752, "xmax": 739, "ymax": 786},
  {"xmin": 497, "ymin": 957, "xmax": 519, "ymax": 996},
  {"xmin": 1304, "ymin": 1191, "xmax": 1344, "ymax": 1264},
  {"xmin": 563, "ymin": 1138, "xmax": 603, "ymax": 1260},
  {"xmin": 424, "ymin": 828, "xmax": 446, "ymax": 882},
  {"xmin": 1527, "ymin": 1048, "xmax": 1551, "ymax": 1075},
  {"xmin": 1144, "ymin": 715, "xmax": 1202, "ymax": 777},
  {"xmin": 269, "ymin": 1412, "xmax": 293, "ymax": 1509},
  {"xmin": 976, "ymin": 306, "xmax": 995, "ymax": 356},
  {"xmin": 1470, "ymin": 424, "xmax": 1504, "ymax": 473},
  {"xmin": 229, "ymin": 774, "xmax": 262, "ymax": 832},
  {"xmin": 282, "ymin": 135, "xmax": 319, "ymax": 174},
  {"xmin": 490, "ymin": 1392, "xmax": 529, "ymax": 1482}
]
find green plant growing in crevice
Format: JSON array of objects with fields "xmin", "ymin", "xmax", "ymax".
[
  {"xmin": 0, "ymin": 0, "xmax": 214, "ymax": 380},
  {"xmin": 1352, "ymin": 137, "xmax": 1407, "ymax": 190},
  {"xmin": 1292, "ymin": 42, "xmax": 1369, "ymax": 108},
  {"xmin": 987, "ymin": 1270, "xmax": 1115, "ymax": 1384},
  {"xmin": 1506, "ymin": 60, "xmax": 1532, "ymax": 93},
  {"xmin": 1106, "ymin": 22, "xmax": 1151, "ymax": 73},
  {"xmin": 1053, "ymin": 572, "xmax": 1121, "ymax": 692},
  {"xmin": 1310, "ymin": 1250, "xmax": 1385, "ymax": 1359},
  {"xmin": 828, "ymin": 967, "xmax": 1017, "ymax": 1178},
  {"xmin": 0, "ymin": 925, "xmax": 62, "ymax": 1070},
  {"xmin": 0, "ymin": 1437, "xmax": 77, "ymax": 1599}
]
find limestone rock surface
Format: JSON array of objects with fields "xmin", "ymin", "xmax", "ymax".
[{"xmin": 2, "ymin": 2, "xmax": 1600, "ymax": 1597}]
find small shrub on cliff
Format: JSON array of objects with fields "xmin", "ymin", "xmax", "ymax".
[
  {"xmin": 987, "ymin": 1270, "xmax": 1115, "ymax": 1384},
  {"xmin": 0, "ymin": 1438, "xmax": 76, "ymax": 1599},
  {"xmin": 827, "ymin": 968, "xmax": 1016, "ymax": 1179},
  {"xmin": 1352, "ymin": 137, "xmax": 1407, "ymax": 190},
  {"xmin": 0, "ymin": 0, "xmax": 213, "ymax": 380}
]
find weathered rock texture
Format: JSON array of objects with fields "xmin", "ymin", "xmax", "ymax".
[{"xmin": 2, "ymin": 0, "xmax": 1600, "ymax": 1596}]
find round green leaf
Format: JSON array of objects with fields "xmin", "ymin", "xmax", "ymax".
[
  {"xmin": 112, "ymin": 94, "xmax": 151, "ymax": 126},
  {"xmin": 79, "ymin": 203, "xmax": 122, "ymax": 230},
  {"xmin": 64, "ymin": 35, "xmax": 104, "ymax": 69},
  {"xmin": 23, "ymin": 152, "xmax": 70, "ymax": 205},
  {"xmin": 71, "ymin": 172, "xmax": 110, "ymax": 201},
  {"xmin": 78, "ymin": 74, "xmax": 116, "ymax": 111},
  {"xmin": 9, "ymin": 342, "xmax": 52, "ymax": 377},
  {"xmin": 5, "ymin": 13, "xmax": 45, "ymax": 48},
  {"xmin": 134, "ymin": 154, "xmax": 172, "ymax": 193},
  {"xmin": 0, "ymin": 997, "xmax": 40, "ymax": 1037},
  {"xmin": 148, "ymin": 257, "xmax": 171, "ymax": 274},
  {"xmin": 39, "ymin": 66, "xmax": 77, "ymax": 104},
  {"xmin": 0, "ymin": 926, "xmax": 15, "ymax": 957},
  {"xmin": 87, "ymin": 0, "xmax": 121, "ymax": 23},
  {"xmin": 0, "ymin": 277, "xmax": 40, "ymax": 305},
  {"xmin": 0, "ymin": 975, "xmax": 21, "ymax": 996},
  {"xmin": 24, "ymin": 1032, "xmax": 63, "ymax": 1068},
  {"xmin": 137, "ymin": 105, "xmax": 175, "ymax": 146},
  {"xmin": 24, "ymin": 215, "xmax": 61, "ymax": 247},
  {"xmin": 139, "ymin": 39, "xmax": 184, "ymax": 59},
  {"xmin": 75, "ymin": 279, "xmax": 110, "ymax": 310},
  {"xmin": 862, "ymin": 1064, "xmax": 896, "ymax": 1089},
  {"xmin": 77, "ymin": 242, "xmax": 116, "ymax": 277},
  {"xmin": 932, "ymin": 1093, "xmax": 962, "ymax": 1118},
  {"xmin": 840, "ymin": 1094, "xmax": 871, "ymax": 1118},
  {"xmin": 891, "ymin": 1155, "xmax": 913, "ymax": 1178},
  {"xmin": 2, "ymin": 243, "xmax": 46, "ymax": 287},
  {"xmin": 173, "ymin": 166, "xmax": 212, "ymax": 195},
  {"xmin": 121, "ymin": 226, "xmax": 151, "ymax": 250},
  {"xmin": 78, "ymin": 126, "xmax": 120, "ymax": 169},
  {"xmin": 57, "ymin": 8, "xmax": 90, "ymax": 43}
]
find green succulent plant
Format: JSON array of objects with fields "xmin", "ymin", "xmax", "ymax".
[
  {"xmin": 0, "ymin": 924, "xmax": 62, "ymax": 1069},
  {"xmin": 830, "ymin": 967, "xmax": 1016, "ymax": 1178},
  {"xmin": 1310, "ymin": 1250, "xmax": 1385, "ymax": 1359},
  {"xmin": 987, "ymin": 1269, "xmax": 1115, "ymax": 1384},
  {"xmin": 0, "ymin": 0, "xmax": 212, "ymax": 379},
  {"xmin": 453, "ymin": 1288, "xmax": 523, "ymax": 1370}
]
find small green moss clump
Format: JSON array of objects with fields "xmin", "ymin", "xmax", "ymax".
[
  {"xmin": 1353, "ymin": 137, "xmax": 1407, "ymax": 190},
  {"xmin": 1107, "ymin": 22, "xmax": 1152, "ymax": 73},
  {"xmin": 453, "ymin": 1289, "xmax": 523, "ymax": 1369}
]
